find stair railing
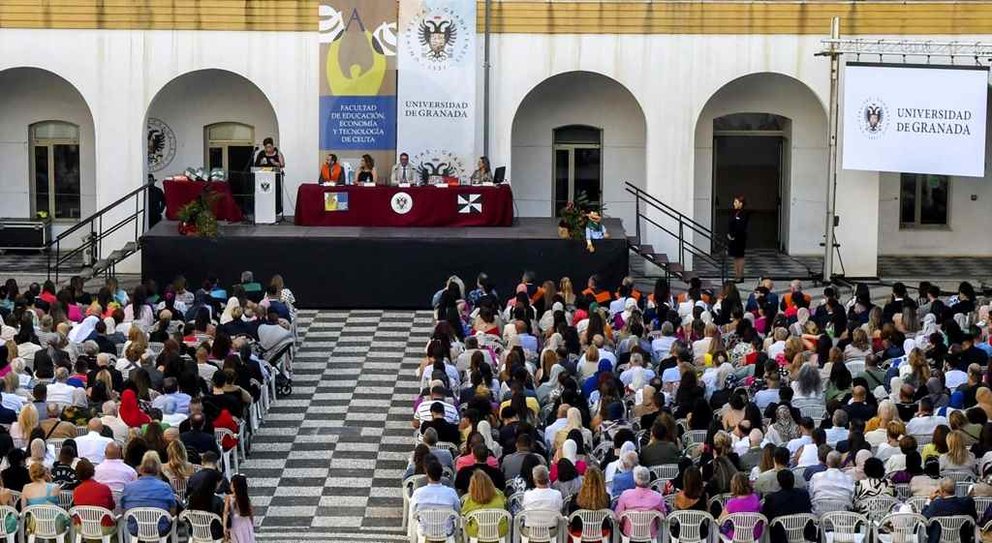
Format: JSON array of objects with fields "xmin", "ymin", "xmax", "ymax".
[
  {"xmin": 625, "ymin": 182, "xmax": 728, "ymax": 284},
  {"xmin": 46, "ymin": 181, "xmax": 150, "ymax": 283}
]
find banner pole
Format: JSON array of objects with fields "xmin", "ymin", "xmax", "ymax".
[
  {"xmin": 822, "ymin": 16, "xmax": 841, "ymax": 282},
  {"xmin": 483, "ymin": 0, "xmax": 493, "ymax": 160}
]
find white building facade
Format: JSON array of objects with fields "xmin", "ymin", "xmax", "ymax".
[{"xmin": 0, "ymin": 1, "xmax": 989, "ymax": 277}]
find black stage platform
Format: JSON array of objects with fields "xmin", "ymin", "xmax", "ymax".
[{"xmin": 141, "ymin": 218, "xmax": 629, "ymax": 309}]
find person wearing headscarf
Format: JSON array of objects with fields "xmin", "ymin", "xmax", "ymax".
[
  {"xmin": 633, "ymin": 385, "xmax": 661, "ymax": 429},
  {"xmin": 605, "ymin": 441, "xmax": 636, "ymax": 494},
  {"xmin": 68, "ymin": 316, "xmax": 100, "ymax": 344},
  {"xmin": 476, "ymin": 420, "xmax": 501, "ymax": 458},
  {"xmin": 219, "ymin": 297, "xmax": 240, "ymax": 325},
  {"xmin": 926, "ymin": 378, "xmax": 950, "ymax": 410},
  {"xmin": 185, "ymin": 291, "xmax": 212, "ymax": 323},
  {"xmin": 552, "ymin": 458, "xmax": 583, "ymax": 498},
  {"xmin": 848, "ymin": 449, "xmax": 874, "ymax": 481},
  {"xmin": 766, "ymin": 405, "xmax": 800, "ymax": 445},
  {"xmin": 789, "ymin": 308, "xmax": 811, "ymax": 337},
  {"xmin": 553, "ymin": 408, "xmax": 591, "ymax": 453},
  {"xmin": 582, "ymin": 359, "xmax": 613, "ymax": 399},
  {"xmin": 536, "ymin": 364, "xmax": 565, "ymax": 406},
  {"xmin": 551, "ymin": 439, "xmax": 587, "ymax": 483},
  {"xmin": 119, "ymin": 390, "xmax": 151, "ymax": 428}
]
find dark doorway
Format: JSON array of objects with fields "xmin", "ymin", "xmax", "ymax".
[{"xmin": 712, "ymin": 114, "xmax": 786, "ymax": 251}]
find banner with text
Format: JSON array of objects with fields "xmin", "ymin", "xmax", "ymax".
[
  {"xmin": 319, "ymin": 0, "xmax": 397, "ymax": 172},
  {"xmin": 397, "ymin": 0, "xmax": 477, "ymax": 181},
  {"xmin": 842, "ymin": 63, "xmax": 989, "ymax": 178}
]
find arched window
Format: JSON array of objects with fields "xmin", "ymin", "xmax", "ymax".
[
  {"xmin": 553, "ymin": 125, "xmax": 602, "ymax": 215},
  {"xmin": 30, "ymin": 121, "xmax": 81, "ymax": 220},
  {"xmin": 205, "ymin": 122, "xmax": 255, "ymax": 173}
]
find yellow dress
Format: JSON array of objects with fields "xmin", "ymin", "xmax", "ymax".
[{"xmin": 462, "ymin": 494, "xmax": 508, "ymax": 538}]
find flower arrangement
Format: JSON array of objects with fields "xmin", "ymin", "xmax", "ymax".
[
  {"xmin": 558, "ymin": 192, "xmax": 605, "ymax": 240},
  {"xmin": 176, "ymin": 187, "xmax": 219, "ymax": 238}
]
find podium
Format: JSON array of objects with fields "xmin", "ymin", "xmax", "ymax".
[{"xmin": 253, "ymin": 169, "xmax": 278, "ymax": 224}]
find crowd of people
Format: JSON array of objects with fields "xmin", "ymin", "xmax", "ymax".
[
  {"xmin": 407, "ymin": 272, "xmax": 992, "ymax": 542},
  {"xmin": 0, "ymin": 271, "xmax": 297, "ymax": 542}
]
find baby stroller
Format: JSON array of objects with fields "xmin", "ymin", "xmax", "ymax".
[{"xmin": 258, "ymin": 340, "xmax": 294, "ymax": 399}]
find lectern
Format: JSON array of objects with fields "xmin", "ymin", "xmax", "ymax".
[{"xmin": 253, "ymin": 168, "xmax": 278, "ymax": 224}]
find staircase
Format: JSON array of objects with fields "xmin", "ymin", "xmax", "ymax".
[
  {"xmin": 47, "ymin": 181, "xmax": 151, "ymax": 283},
  {"xmin": 625, "ymin": 182, "xmax": 728, "ymax": 289},
  {"xmin": 625, "ymin": 182, "xmax": 821, "ymax": 288}
]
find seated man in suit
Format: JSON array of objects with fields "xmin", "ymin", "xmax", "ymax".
[{"xmin": 922, "ymin": 477, "xmax": 977, "ymax": 543}]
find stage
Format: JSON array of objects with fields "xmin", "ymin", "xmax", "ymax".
[{"xmin": 140, "ymin": 218, "xmax": 629, "ymax": 309}]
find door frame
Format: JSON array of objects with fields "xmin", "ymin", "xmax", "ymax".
[
  {"xmin": 552, "ymin": 143, "xmax": 602, "ymax": 215},
  {"xmin": 204, "ymin": 122, "xmax": 255, "ymax": 173},
  {"xmin": 711, "ymin": 130, "xmax": 787, "ymax": 252},
  {"xmin": 29, "ymin": 121, "xmax": 81, "ymax": 221}
]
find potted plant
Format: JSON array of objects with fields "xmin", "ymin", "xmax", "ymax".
[
  {"xmin": 558, "ymin": 192, "xmax": 605, "ymax": 241},
  {"xmin": 176, "ymin": 188, "xmax": 219, "ymax": 238}
]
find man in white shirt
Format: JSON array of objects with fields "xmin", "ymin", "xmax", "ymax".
[
  {"xmin": 650, "ymin": 322, "xmax": 677, "ymax": 364},
  {"xmin": 75, "ymin": 418, "xmax": 114, "ymax": 464},
  {"xmin": 824, "ymin": 410, "xmax": 849, "ymax": 447},
  {"xmin": 151, "ymin": 378, "xmax": 192, "ymax": 415},
  {"xmin": 591, "ymin": 335, "xmax": 617, "ymax": 369},
  {"xmin": 944, "ymin": 363, "xmax": 968, "ymax": 391},
  {"xmin": 753, "ymin": 373, "xmax": 782, "ymax": 411},
  {"xmin": 522, "ymin": 465, "xmax": 562, "ymax": 512},
  {"xmin": 786, "ymin": 418, "xmax": 816, "ymax": 455},
  {"xmin": 455, "ymin": 337, "xmax": 494, "ymax": 373},
  {"xmin": 99, "ymin": 401, "xmax": 130, "ymax": 443},
  {"xmin": 46, "ymin": 367, "xmax": 76, "ymax": 406},
  {"xmin": 0, "ymin": 389, "xmax": 25, "ymax": 413},
  {"xmin": 409, "ymin": 461, "xmax": 460, "ymax": 534},
  {"xmin": 876, "ymin": 422, "xmax": 905, "ymax": 463},
  {"xmin": 544, "ymin": 405, "xmax": 570, "ymax": 449},
  {"xmin": 94, "ymin": 442, "xmax": 137, "ymax": 493},
  {"xmin": 619, "ymin": 353, "xmax": 656, "ymax": 388},
  {"xmin": 391, "ymin": 152, "xmax": 417, "ymax": 185},
  {"xmin": 905, "ymin": 398, "xmax": 947, "ymax": 436},
  {"xmin": 809, "ymin": 451, "xmax": 854, "ymax": 510}
]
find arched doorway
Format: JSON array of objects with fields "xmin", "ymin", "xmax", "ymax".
[
  {"xmin": 695, "ymin": 73, "xmax": 827, "ymax": 255},
  {"xmin": 145, "ymin": 70, "xmax": 279, "ymax": 215},
  {"xmin": 511, "ymin": 71, "xmax": 646, "ymax": 224},
  {"xmin": 0, "ymin": 68, "xmax": 95, "ymax": 223}
]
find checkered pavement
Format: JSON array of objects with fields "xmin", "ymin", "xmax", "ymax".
[{"xmin": 243, "ymin": 309, "xmax": 435, "ymax": 541}]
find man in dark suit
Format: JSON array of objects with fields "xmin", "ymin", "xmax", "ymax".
[
  {"xmin": 922, "ymin": 478, "xmax": 977, "ymax": 543},
  {"xmin": 180, "ymin": 413, "xmax": 221, "ymax": 459},
  {"xmin": 762, "ymin": 470, "xmax": 815, "ymax": 541}
]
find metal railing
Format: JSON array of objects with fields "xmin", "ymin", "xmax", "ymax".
[
  {"xmin": 46, "ymin": 181, "xmax": 150, "ymax": 283},
  {"xmin": 625, "ymin": 182, "xmax": 728, "ymax": 284}
]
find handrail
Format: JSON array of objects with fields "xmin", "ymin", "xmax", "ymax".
[
  {"xmin": 625, "ymin": 182, "xmax": 725, "ymax": 251},
  {"xmin": 47, "ymin": 181, "xmax": 151, "ymax": 247}
]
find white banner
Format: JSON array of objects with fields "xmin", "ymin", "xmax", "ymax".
[
  {"xmin": 842, "ymin": 63, "xmax": 989, "ymax": 178},
  {"xmin": 396, "ymin": 0, "xmax": 477, "ymax": 181}
]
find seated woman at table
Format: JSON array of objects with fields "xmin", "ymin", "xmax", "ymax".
[
  {"xmin": 319, "ymin": 153, "xmax": 344, "ymax": 185},
  {"xmin": 357, "ymin": 154, "xmax": 377, "ymax": 184},
  {"xmin": 469, "ymin": 156, "xmax": 493, "ymax": 185}
]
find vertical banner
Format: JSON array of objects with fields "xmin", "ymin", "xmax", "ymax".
[
  {"xmin": 397, "ymin": 0, "xmax": 477, "ymax": 181},
  {"xmin": 319, "ymin": 1, "xmax": 397, "ymax": 175}
]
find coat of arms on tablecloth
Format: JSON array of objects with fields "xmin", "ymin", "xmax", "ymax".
[{"xmin": 457, "ymin": 194, "xmax": 482, "ymax": 214}]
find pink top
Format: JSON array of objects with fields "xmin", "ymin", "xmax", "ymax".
[
  {"xmin": 615, "ymin": 487, "xmax": 666, "ymax": 536},
  {"xmin": 722, "ymin": 494, "xmax": 763, "ymax": 539},
  {"xmin": 454, "ymin": 454, "xmax": 498, "ymax": 472}
]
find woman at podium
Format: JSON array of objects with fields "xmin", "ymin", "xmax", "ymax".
[{"xmin": 254, "ymin": 137, "xmax": 285, "ymax": 169}]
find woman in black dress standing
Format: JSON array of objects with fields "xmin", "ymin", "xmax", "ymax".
[{"xmin": 727, "ymin": 195, "xmax": 748, "ymax": 283}]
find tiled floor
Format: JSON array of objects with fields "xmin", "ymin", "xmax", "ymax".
[{"xmin": 244, "ymin": 309, "xmax": 435, "ymax": 541}]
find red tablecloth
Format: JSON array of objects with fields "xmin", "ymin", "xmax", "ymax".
[
  {"xmin": 163, "ymin": 180, "xmax": 243, "ymax": 222},
  {"xmin": 294, "ymin": 184, "xmax": 513, "ymax": 227}
]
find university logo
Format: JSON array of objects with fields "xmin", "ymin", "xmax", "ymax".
[
  {"xmin": 414, "ymin": 149, "xmax": 466, "ymax": 182},
  {"xmin": 391, "ymin": 191, "xmax": 413, "ymax": 214},
  {"xmin": 406, "ymin": 7, "xmax": 470, "ymax": 71},
  {"xmin": 146, "ymin": 118, "xmax": 176, "ymax": 173},
  {"xmin": 457, "ymin": 194, "xmax": 482, "ymax": 214},
  {"xmin": 859, "ymin": 98, "xmax": 889, "ymax": 138},
  {"xmin": 260, "ymin": 181, "xmax": 272, "ymax": 193}
]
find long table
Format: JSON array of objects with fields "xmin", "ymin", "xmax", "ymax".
[
  {"xmin": 163, "ymin": 180, "xmax": 243, "ymax": 222},
  {"xmin": 294, "ymin": 184, "xmax": 514, "ymax": 227}
]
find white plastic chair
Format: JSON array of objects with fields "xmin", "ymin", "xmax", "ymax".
[
  {"xmin": 813, "ymin": 499, "xmax": 851, "ymax": 516},
  {"xmin": 893, "ymin": 483, "xmax": 912, "ymax": 501},
  {"xmin": 432, "ymin": 442, "xmax": 460, "ymax": 460},
  {"xmin": 461, "ymin": 509, "xmax": 510, "ymax": 543},
  {"xmin": 905, "ymin": 496, "xmax": 930, "ymax": 514},
  {"xmin": 402, "ymin": 474, "xmax": 428, "ymax": 530},
  {"xmin": 665, "ymin": 510, "xmax": 715, "ymax": 543},
  {"xmin": 213, "ymin": 429, "xmax": 238, "ymax": 479},
  {"xmin": 22, "ymin": 504, "xmax": 70, "ymax": 543},
  {"xmin": 723, "ymin": 512, "xmax": 767, "ymax": 543},
  {"xmin": 845, "ymin": 361, "xmax": 865, "ymax": 376},
  {"xmin": 876, "ymin": 512, "xmax": 927, "ymax": 543},
  {"xmin": 413, "ymin": 508, "xmax": 459, "ymax": 543},
  {"xmin": 57, "ymin": 490, "xmax": 74, "ymax": 509},
  {"xmin": 911, "ymin": 433, "xmax": 933, "ymax": 447},
  {"xmin": 0, "ymin": 504, "xmax": 17, "ymax": 543},
  {"xmin": 928, "ymin": 515, "xmax": 976, "ymax": 543},
  {"xmin": 178, "ymin": 510, "xmax": 223, "ymax": 543},
  {"xmin": 168, "ymin": 478, "xmax": 188, "ymax": 504},
  {"xmin": 683, "ymin": 430, "xmax": 708, "ymax": 447},
  {"xmin": 707, "ymin": 493, "xmax": 732, "ymax": 517},
  {"xmin": 506, "ymin": 492, "xmax": 525, "ymax": 517},
  {"xmin": 942, "ymin": 471, "xmax": 975, "ymax": 497},
  {"xmin": 818, "ymin": 511, "xmax": 868, "ymax": 543},
  {"xmin": 616, "ymin": 509, "xmax": 663, "ymax": 543},
  {"xmin": 69, "ymin": 505, "xmax": 119, "ymax": 543},
  {"xmin": 858, "ymin": 495, "xmax": 901, "ymax": 525},
  {"xmin": 974, "ymin": 496, "xmax": 992, "ymax": 518},
  {"xmin": 567, "ymin": 509, "xmax": 614, "ymax": 542},
  {"xmin": 121, "ymin": 507, "xmax": 176, "ymax": 543},
  {"xmin": 514, "ymin": 509, "xmax": 563, "ymax": 543},
  {"xmin": 769, "ymin": 513, "xmax": 817, "ymax": 543},
  {"xmin": 648, "ymin": 464, "xmax": 680, "ymax": 483}
]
